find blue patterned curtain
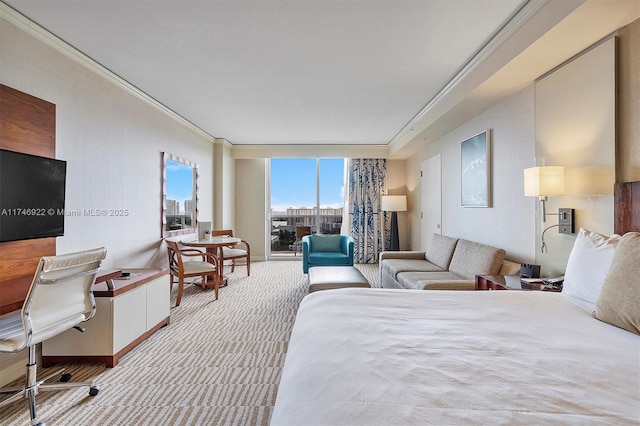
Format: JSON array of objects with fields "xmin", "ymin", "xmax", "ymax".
[{"xmin": 343, "ymin": 159, "xmax": 388, "ymax": 264}]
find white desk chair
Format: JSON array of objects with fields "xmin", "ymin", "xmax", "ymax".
[{"xmin": 0, "ymin": 247, "xmax": 107, "ymax": 426}]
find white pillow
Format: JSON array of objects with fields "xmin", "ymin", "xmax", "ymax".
[{"xmin": 562, "ymin": 228, "xmax": 621, "ymax": 305}]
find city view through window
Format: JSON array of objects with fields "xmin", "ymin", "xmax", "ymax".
[
  {"xmin": 164, "ymin": 159, "xmax": 194, "ymax": 231},
  {"xmin": 165, "ymin": 158, "xmax": 346, "ymax": 256},
  {"xmin": 271, "ymin": 158, "xmax": 345, "ymax": 256}
]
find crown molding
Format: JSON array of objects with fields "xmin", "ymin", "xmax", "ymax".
[
  {"xmin": 1, "ymin": 2, "xmax": 215, "ymax": 142},
  {"xmin": 231, "ymin": 144, "xmax": 389, "ymax": 159},
  {"xmin": 214, "ymin": 138, "xmax": 234, "ymax": 149}
]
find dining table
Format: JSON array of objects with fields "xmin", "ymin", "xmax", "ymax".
[{"xmin": 181, "ymin": 236, "xmax": 242, "ymax": 287}]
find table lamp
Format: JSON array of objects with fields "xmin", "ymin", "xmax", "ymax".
[{"xmin": 381, "ymin": 195, "xmax": 407, "ymax": 251}]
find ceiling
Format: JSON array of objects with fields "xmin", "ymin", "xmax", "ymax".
[{"xmin": 2, "ymin": 0, "xmax": 639, "ymax": 157}]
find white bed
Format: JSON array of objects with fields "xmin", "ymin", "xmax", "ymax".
[{"xmin": 271, "ymin": 288, "xmax": 640, "ymax": 425}]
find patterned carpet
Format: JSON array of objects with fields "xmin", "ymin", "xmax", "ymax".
[{"xmin": 0, "ymin": 261, "xmax": 380, "ymax": 426}]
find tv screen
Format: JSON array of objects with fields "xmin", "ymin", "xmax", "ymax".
[{"xmin": 0, "ymin": 149, "xmax": 67, "ymax": 243}]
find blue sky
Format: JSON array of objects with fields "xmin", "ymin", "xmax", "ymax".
[
  {"xmin": 271, "ymin": 158, "xmax": 345, "ymax": 211},
  {"xmin": 165, "ymin": 160, "xmax": 193, "ymax": 203}
]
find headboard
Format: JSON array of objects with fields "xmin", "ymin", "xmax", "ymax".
[{"xmin": 614, "ymin": 181, "xmax": 640, "ymax": 234}]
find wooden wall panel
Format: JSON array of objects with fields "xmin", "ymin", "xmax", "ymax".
[
  {"xmin": 0, "ymin": 84, "xmax": 56, "ymax": 315},
  {"xmin": 614, "ymin": 181, "xmax": 640, "ymax": 235}
]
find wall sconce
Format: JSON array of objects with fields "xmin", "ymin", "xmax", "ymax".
[
  {"xmin": 524, "ymin": 166, "xmax": 565, "ymax": 222},
  {"xmin": 524, "ymin": 166, "xmax": 575, "ymax": 253},
  {"xmin": 381, "ymin": 195, "xmax": 407, "ymax": 251}
]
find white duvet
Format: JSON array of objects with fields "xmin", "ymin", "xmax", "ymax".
[{"xmin": 271, "ymin": 288, "xmax": 640, "ymax": 425}]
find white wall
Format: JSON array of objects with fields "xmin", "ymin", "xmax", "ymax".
[
  {"xmin": 1, "ymin": 14, "xmax": 214, "ymax": 384},
  {"xmin": 0, "ymin": 17, "xmax": 214, "ymax": 269},
  {"xmin": 213, "ymin": 139, "xmax": 235, "ymax": 230},
  {"xmin": 534, "ymin": 38, "xmax": 615, "ymax": 275},
  {"xmin": 235, "ymin": 159, "xmax": 268, "ymax": 261},
  {"xmin": 408, "ymin": 85, "xmax": 536, "ymax": 263}
]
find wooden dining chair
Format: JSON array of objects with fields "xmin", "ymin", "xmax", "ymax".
[
  {"xmin": 166, "ymin": 240, "xmax": 220, "ymax": 307},
  {"xmin": 292, "ymin": 225, "xmax": 312, "ymax": 256},
  {"xmin": 211, "ymin": 229, "xmax": 251, "ymax": 276}
]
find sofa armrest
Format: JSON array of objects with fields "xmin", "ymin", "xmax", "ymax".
[{"xmin": 379, "ymin": 251, "xmax": 426, "ymax": 262}]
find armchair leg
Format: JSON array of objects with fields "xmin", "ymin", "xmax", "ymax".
[
  {"xmin": 175, "ymin": 277, "xmax": 185, "ymax": 307},
  {"xmin": 214, "ymin": 275, "xmax": 219, "ymax": 300}
]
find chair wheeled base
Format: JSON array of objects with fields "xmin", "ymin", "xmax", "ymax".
[{"xmin": 0, "ymin": 345, "xmax": 100, "ymax": 426}]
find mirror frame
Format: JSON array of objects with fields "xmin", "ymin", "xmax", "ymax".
[{"xmin": 162, "ymin": 152, "xmax": 199, "ymax": 238}]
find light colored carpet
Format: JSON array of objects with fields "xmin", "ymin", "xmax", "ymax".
[{"xmin": 0, "ymin": 261, "xmax": 380, "ymax": 425}]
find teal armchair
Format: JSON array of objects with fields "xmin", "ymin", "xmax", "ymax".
[{"xmin": 302, "ymin": 234, "xmax": 355, "ymax": 273}]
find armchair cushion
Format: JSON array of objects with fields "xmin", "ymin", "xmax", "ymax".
[
  {"xmin": 222, "ymin": 247, "xmax": 248, "ymax": 257},
  {"xmin": 310, "ymin": 235, "xmax": 342, "ymax": 252},
  {"xmin": 182, "ymin": 261, "xmax": 217, "ymax": 275}
]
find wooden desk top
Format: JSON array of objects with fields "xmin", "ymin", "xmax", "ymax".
[{"xmin": 93, "ymin": 268, "xmax": 168, "ymax": 298}]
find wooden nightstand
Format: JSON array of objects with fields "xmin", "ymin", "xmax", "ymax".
[{"xmin": 475, "ymin": 275, "xmax": 561, "ymax": 292}]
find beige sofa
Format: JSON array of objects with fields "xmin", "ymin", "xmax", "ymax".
[{"xmin": 380, "ymin": 234, "xmax": 519, "ymax": 290}]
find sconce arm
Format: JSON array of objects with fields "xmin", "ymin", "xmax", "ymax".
[{"xmin": 540, "ymin": 224, "xmax": 561, "ymax": 253}]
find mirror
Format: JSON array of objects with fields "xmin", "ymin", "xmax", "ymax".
[{"xmin": 162, "ymin": 152, "xmax": 199, "ymax": 237}]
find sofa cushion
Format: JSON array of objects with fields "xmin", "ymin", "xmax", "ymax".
[
  {"xmin": 595, "ymin": 232, "xmax": 640, "ymax": 335},
  {"xmin": 425, "ymin": 234, "xmax": 459, "ymax": 270},
  {"xmin": 381, "ymin": 259, "xmax": 445, "ymax": 279},
  {"xmin": 310, "ymin": 235, "xmax": 341, "ymax": 252},
  {"xmin": 397, "ymin": 271, "xmax": 463, "ymax": 290},
  {"xmin": 448, "ymin": 239, "xmax": 506, "ymax": 280}
]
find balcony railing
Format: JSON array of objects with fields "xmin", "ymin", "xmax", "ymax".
[{"xmin": 271, "ymin": 213, "xmax": 343, "ymax": 255}]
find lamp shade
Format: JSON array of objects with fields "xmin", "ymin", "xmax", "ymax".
[
  {"xmin": 524, "ymin": 166, "xmax": 565, "ymax": 197},
  {"xmin": 381, "ymin": 195, "xmax": 407, "ymax": 212}
]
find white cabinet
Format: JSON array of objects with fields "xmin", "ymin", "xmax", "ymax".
[{"xmin": 42, "ymin": 268, "xmax": 170, "ymax": 367}]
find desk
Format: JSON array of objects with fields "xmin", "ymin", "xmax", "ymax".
[
  {"xmin": 42, "ymin": 268, "xmax": 170, "ymax": 367},
  {"xmin": 181, "ymin": 236, "xmax": 241, "ymax": 286}
]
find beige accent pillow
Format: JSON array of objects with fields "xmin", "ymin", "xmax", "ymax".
[{"xmin": 594, "ymin": 232, "xmax": 640, "ymax": 335}]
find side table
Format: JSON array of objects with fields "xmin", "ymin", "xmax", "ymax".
[{"xmin": 475, "ymin": 274, "xmax": 561, "ymax": 292}]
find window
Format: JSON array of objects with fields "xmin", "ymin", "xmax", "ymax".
[{"xmin": 269, "ymin": 158, "xmax": 345, "ymax": 257}]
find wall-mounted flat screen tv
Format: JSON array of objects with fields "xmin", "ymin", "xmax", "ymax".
[{"xmin": 0, "ymin": 149, "xmax": 67, "ymax": 243}]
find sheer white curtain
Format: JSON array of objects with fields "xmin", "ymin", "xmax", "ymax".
[{"xmin": 341, "ymin": 159, "xmax": 389, "ymax": 264}]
